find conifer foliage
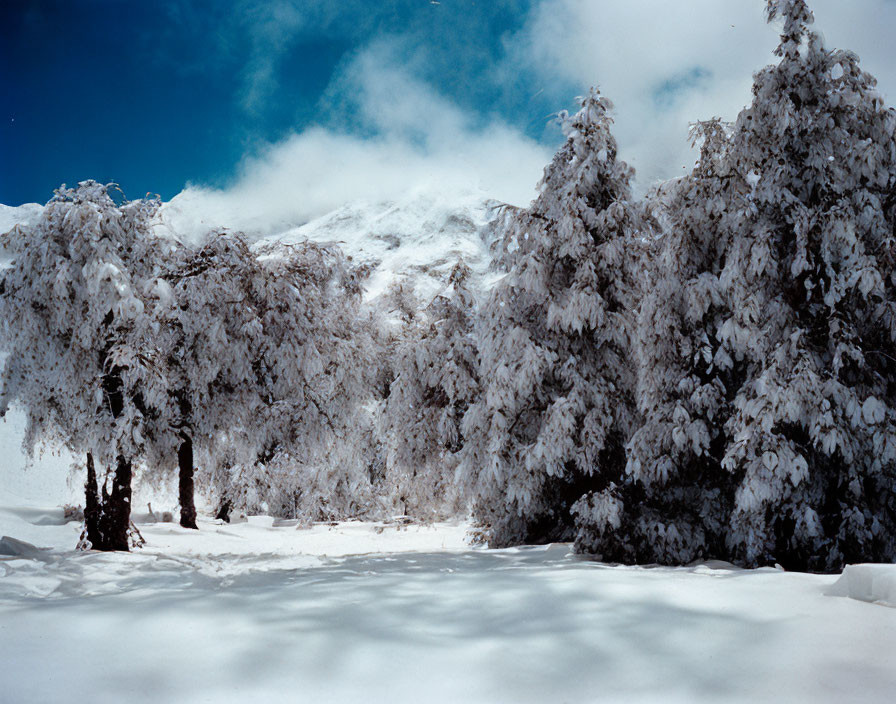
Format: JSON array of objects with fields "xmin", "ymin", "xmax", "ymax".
[
  {"xmin": 626, "ymin": 0, "xmax": 896, "ymax": 570},
  {"xmin": 459, "ymin": 91, "xmax": 644, "ymax": 547}
]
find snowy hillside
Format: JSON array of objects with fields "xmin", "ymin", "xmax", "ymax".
[
  {"xmin": 268, "ymin": 188, "xmax": 502, "ymax": 300},
  {"xmin": 0, "ymin": 202, "xmax": 43, "ymax": 235},
  {"xmin": 160, "ymin": 186, "xmax": 505, "ymax": 301},
  {"xmin": 0, "ymin": 203, "xmax": 43, "ymax": 264}
]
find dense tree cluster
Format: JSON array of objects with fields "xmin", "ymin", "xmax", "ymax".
[
  {"xmin": 1, "ymin": 0, "xmax": 893, "ymax": 570},
  {"xmin": 0, "ymin": 184, "xmax": 379, "ymax": 547},
  {"xmin": 467, "ymin": 0, "xmax": 895, "ymax": 570},
  {"xmin": 618, "ymin": 0, "xmax": 896, "ymax": 571}
]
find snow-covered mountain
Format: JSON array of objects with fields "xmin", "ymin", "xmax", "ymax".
[
  {"xmin": 267, "ymin": 189, "xmax": 504, "ymax": 300},
  {"xmin": 158, "ymin": 186, "xmax": 508, "ymax": 302},
  {"xmin": 0, "ymin": 203, "xmax": 44, "ymax": 264},
  {"xmin": 3, "ymin": 187, "xmax": 506, "ymax": 302},
  {"xmin": 0, "ymin": 203, "xmax": 43, "ymax": 234}
]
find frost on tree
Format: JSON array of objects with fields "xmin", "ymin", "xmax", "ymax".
[
  {"xmin": 460, "ymin": 91, "xmax": 645, "ymax": 547},
  {"xmin": 162, "ymin": 234, "xmax": 375, "ymax": 523},
  {"xmin": 382, "ymin": 261, "xmax": 479, "ymax": 520},
  {"xmin": 627, "ymin": 0, "xmax": 896, "ymax": 570},
  {"xmin": 0, "ymin": 182, "xmax": 168, "ymax": 551}
]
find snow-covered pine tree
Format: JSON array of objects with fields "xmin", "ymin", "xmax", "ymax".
[
  {"xmin": 627, "ymin": 0, "xmax": 896, "ymax": 570},
  {"xmin": 382, "ymin": 260, "xmax": 479, "ymax": 520},
  {"xmin": 459, "ymin": 90, "xmax": 645, "ymax": 547},
  {"xmin": 722, "ymin": 0, "xmax": 896, "ymax": 570},
  {"xmin": 618, "ymin": 118, "xmax": 740, "ymax": 565},
  {"xmin": 0, "ymin": 182, "xmax": 166, "ymax": 550}
]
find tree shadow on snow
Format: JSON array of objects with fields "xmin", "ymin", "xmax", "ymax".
[{"xmin": 0, "ymin": 544, "xmax": 799, "ymax": 701}]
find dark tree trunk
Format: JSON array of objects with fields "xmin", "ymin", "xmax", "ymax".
[
  {"xmin": 178, "ymin": 435, "xmax": 198, "ymax": 529},
  {"xmin": 104, "ymin": 455, "xmax": 133, "ymax": 551},
  {"xmin": 82, "ymin": 317, "xmax": 136, "ymax": 552},
  {"xmin": 83, "ymin": 453, "xmax": 133, "ymax": 551},
  {"xmin": 215, "ymin": 498, "xmax": 232, "ymax": 523},
  {"xmin": 83, "ymin": 452, "xmax": 102, "ymax": 548},
  {"xmin": 83, "ymin": 357, "xmax": 134, "ymax": 551}
]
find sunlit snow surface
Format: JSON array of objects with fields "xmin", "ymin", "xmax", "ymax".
[{"xmin": 1, "ymin": 498, "xmax": 896, "ymax": 704}]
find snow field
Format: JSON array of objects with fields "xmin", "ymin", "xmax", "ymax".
[{"xmin": 1, "ymin": 503, "xmax": 895, "ymax": 704}]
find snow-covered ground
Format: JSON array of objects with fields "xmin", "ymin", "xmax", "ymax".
[{"xmin": 2, "ymin": 485, "xmax": 895, "ymax": 703}]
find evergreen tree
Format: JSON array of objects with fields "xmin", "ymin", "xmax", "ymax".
[
  {"xmin": 626, "ymin": 0, "xmax": 896, "ymax": 570},
  {"xmin": 459, "ymin": 91, "xmax": 645, "ymax": 547}
]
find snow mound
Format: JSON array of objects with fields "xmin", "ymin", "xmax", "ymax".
[
  {"xmin": 0, "ymin": 535, "xmax": 47, "ymax": 558},
  {"xmin": 828, "ymin": 564, "xmax": 896, "ymax": 608}
]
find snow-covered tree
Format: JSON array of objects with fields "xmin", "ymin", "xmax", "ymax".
[
  {"xmin": 381, "ymin": 260, "xmax": 479, "ymax": 520},
  {"xmin": 459, "ymin": 91, "xmax": 646, "ymax": 546},
  {"xmin": 626, "ymin": 0, "xmax": 896, "ymax": 570},
  {"xmin": 0, "ymin": 182, "xmax": 168, "ymax": 550},
  {"xmin": 161, "ymin": 234, "xmax": 375, "ymax": 522},
  {"xmin": 610, "ymin": 118, "xmax": 740, "ymax": 565}
]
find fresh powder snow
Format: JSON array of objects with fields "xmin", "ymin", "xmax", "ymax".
[{"xmin": 1, "ymin": 498, "xmax": 896, "ymax": 703}]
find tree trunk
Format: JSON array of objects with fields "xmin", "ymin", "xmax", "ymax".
[
  {"xmin": 178, "ymin": 435, "xmax": 198, "ymax": 529},
  {"xmin": 215, "ymin": 498, "xmax": 232, "ymax": 523},
  {"xmin": 83, "ymin": 452, "xmax": 102, "ymax": 548},
  {"xmin": 106, "ymin": 455, "xmax": 133, "ymax": 551},
  {"xmin": 86, "ymin": 330, "xmax": 134, "ymax": 551},
  {"xmin": 83, "ymin": 453, "xmax": 132, "ymax": 551}
]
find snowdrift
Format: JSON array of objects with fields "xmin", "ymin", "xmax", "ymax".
[{"xmin": 828, "ymin": 564, "xmax": 896, "ymax": 608}]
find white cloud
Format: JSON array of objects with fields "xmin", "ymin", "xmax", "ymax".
[
  {"xmin": 162, "ymin": 0, "xmax": 896, "ymax": 239},
  {"xmin": 161, "ymin": 46, "xmax": 552, "ymax": 241},
  {"xmin": 237, "ymin": 0, "xmax": 306, "ymax": 113},
  {"xmin": 512, "ymin": 0, "xmax": 896, "ymax": 190}
]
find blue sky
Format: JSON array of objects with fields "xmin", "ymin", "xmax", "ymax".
[
  {"xmin": 1, "ymin": 0, "xmax": 566, "ymax": 206},
  {"xmin": 2, "ymin": 1, "xmax": 895, "ymax": 211}
]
